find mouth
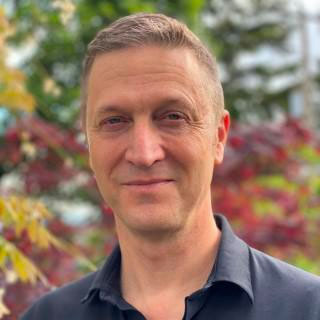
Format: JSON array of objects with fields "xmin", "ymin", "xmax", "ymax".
[{"xmin": 123, "ymin": 179, "xmax": 174, "ymax": 186}]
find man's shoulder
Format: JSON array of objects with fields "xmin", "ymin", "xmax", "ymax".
[
  {"xmin": 249, "ymin": 246, "xmax": 320, "ymax": 297},
  {"xmin": 20, "ymin": 271, "xmax": 97, "ymax": 320}
]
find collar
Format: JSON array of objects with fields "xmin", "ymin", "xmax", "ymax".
[
  {"xmin": 80, "ymin": 245, "xmax": 122, "ymax": 304},
  {"xmin": 81, "ymin": 214, "xmax": 254, "ymax": 304},
  {"xmin": 208, "ymin": 214, "xmax": 254, "ymax": 303}
]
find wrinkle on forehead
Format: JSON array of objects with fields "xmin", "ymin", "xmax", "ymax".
[
  {"xmin": 89, "ymin": 46, "xmax": 203, "ymax": 87},
  {"xmin": 87, "ymin": 46, "xmax": 213, "ymax": 121},
  {"xmin": 94, "ymin": 58, "xmax": 191, "ymax": 81}
]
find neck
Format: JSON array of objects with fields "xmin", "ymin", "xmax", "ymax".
[{"xmin": 116, "ymin": 207, "xmax": 221, "ymax": 319}]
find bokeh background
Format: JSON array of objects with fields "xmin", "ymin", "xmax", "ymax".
[{"xmin": 0, "ymin": 0, "xmax": 320, "ymax": 319}]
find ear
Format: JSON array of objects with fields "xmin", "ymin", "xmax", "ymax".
[{"xmin": 214, "ymin": 110, "xmax": 230, "ymax": 165}]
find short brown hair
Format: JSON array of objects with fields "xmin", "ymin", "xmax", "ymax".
[{"xmin": 81, "ymin": 13, "xmax": 224, "ymax": 127}]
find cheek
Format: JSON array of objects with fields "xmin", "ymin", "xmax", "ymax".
[
  {"xmin": 181, "ymin": 132, "xmax": 214, "ymax": 161},
  {"xmin": 89, "ymin": 138, "xmax": 127, "ymax": 182},
  {"xmin": 88, "ymin": 138, "xmax": 110, "ymax": 174},
  {"xmin": 189, "ymin": 136, "xmax": 215, "ymax": 179},
  {"xmin": 172, "ymin": 135, "xmax": 213, "ymax": 177}
]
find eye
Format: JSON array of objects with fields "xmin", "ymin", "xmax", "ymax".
[
  {"xmin": 98, "ymin": 116, "xmax": 129, "ymax": 131},
  {"xmin": 162, "ymin": 112, "xmax": 186, "ymax": 121},
  {"xmin": 105, "ymin": 117, "xmax": 122, "ymax": 124}
]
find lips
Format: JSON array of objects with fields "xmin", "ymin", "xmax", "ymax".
[{"xmin": 123, "ymin": 179, "xmax": 173, "ymax": 186}]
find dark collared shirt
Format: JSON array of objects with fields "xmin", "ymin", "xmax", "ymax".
[{"xmin": 21, "ymin": 215, "xmax": 320, "ymax": 320}]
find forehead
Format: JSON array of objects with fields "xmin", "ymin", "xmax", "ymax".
[
  {"xmin": 87, "ymin": 46, "xmax": 208, "ymax": 100},
  {"xmin": 90, "ymin": 45, "xmax": 201, "ymax": 75}
]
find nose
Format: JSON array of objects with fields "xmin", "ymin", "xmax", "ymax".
[{"xmin": 125, "ymin": 120, "xmax": 165, "ymax": 168}]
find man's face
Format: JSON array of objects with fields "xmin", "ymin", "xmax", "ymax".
[{"xmin": 86, "ymin": 46, "xmax": 229, "ymax": 237}]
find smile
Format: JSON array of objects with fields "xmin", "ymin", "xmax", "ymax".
[
  {"xmin": 122, "ymin": 179, "xmax": 174, "ymax": 191},
  {"xmin": 124, "ymin": 179, "xmax": 173, "ymax": 185}
]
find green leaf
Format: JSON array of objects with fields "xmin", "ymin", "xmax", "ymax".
[
  {"xmin": 297, "ymin": 145, "xmax": 320, "ymax": 164},
  {"xmin": 256, "ymin": 175, "xmax": 297, "ymax": 192},
  {"xmin": 290, "ymin": 254, "xmax": 320, "ymax": 275},
  {"xmin": 253, "ymin": 199, "xmax": 283, "ymax": 218}
]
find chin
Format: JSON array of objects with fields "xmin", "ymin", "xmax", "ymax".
[
  {"xmin": 115, "ymin": 205, "xmax": 185, "ymax": 237},
  {"xmin": 128, "ymin": 223, "xmax": 183, "ymax": 240}
]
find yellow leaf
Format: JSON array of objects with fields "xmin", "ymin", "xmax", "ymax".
[
  {"xmin": 5, "ymin": 240, "xmax": 47, "ymax": 285},
  {"xmin": 27, "ymin": 218, "xmax": 37, "ymax": 243},
  {"xmin": 0, "ymin": 8, "xmax": 35, "ymax": 113},
  {"xmin": 36, "ymin": 226, "xmax": 50, "ymax": 249},
  {"xmin": 0, "ymin": 288, "xmax": 10, "ymax": 319},
  {"xmin": 0, "ymin": 195, "xmax": 97, "ymax": 284},
  {"xmin": 10, "ymin": 248, "xmax": 30, "ymax": 282},
  {"xmin": 4, "ymin": 269, "xmax": 18, "ymax": 284},
  {"xmin": 0, "ymin": 238, "xmax": 7, "ymax": 267},
  {"xmin": 0, "ymin": 199, "xmax": 5, "ymax": 217},
  {"xmin": 2, "ymin": 197, "xmax": 19, "ymax": 224},
  {"xmin": 0, "ymin": 87, "xmax": 35, "ymax": 112},
  {"xmin": 34, "ymin": 201, "xmax": 53, "ymax": 219}
]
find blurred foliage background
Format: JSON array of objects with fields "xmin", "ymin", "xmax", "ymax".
[{"xmin": 0, "ymin": 0, "xmax": 319, "ymax": 319}]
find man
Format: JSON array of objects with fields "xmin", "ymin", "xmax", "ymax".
[{"xmin": 21, "ymin": 13, "xmax": 320, "ymax": 320}]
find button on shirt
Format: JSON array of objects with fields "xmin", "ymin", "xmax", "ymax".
[{"xmin": 21, "ymin": 214, "xmax": 320, "ymax": 320}]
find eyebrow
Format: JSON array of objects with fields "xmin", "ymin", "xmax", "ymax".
[
  {"xmin": 95, "ymin": 105, "xmax": 124, "ymax": 118},
  {"xmin": 93, "ymin": 97, "xmax": 195, "ymax": 119}
]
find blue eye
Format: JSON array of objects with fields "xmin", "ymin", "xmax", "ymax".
[
  {"xmin": 98, "ymin": 116, "xmax": 129, "ymax": 131},
  {"xmin": 164, "ymin": 113, "xmax": 185, "ymax": 121},
  {"xmin": 106, "ymin": 117, "xmax": 122, "ymax": 124},
  {"xmin": 167, "ymin": 113, "xmax": 181, "ymax": 120}
]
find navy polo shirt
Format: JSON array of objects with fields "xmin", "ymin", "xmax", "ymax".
[{"xmin": 21, "ymin": 214, "xmax": 320, "ymax": 319}]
